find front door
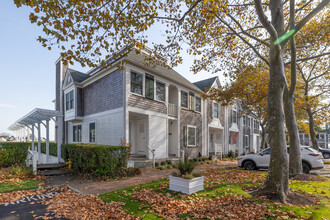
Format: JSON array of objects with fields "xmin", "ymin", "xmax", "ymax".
[
  {"xmin": 209, "ymin": 133, "xmax": 214, "ymax": 153},
  {"xmin": 136, "ymin": 119, "xmax": 147, "ymax": 155}
]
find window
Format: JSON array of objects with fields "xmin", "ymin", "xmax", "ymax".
[
  {"xmin": 243, "ymin": 116, "xmax": 246, "ymax": 126},
  {"xmin": 89, "ymin": 122, "xmax": 96, "ymax": 143},
  {"xmin": 156, "ymin": 82, "xmax": 165, "ymax": 101},
  {"xmin": 256, "ymin": 120, "xmax": 260, "ymax": 129},
  {"xmin": 65, "ymin": 90, "xmax": 74, "ymax": 111},
  {"xmin": 213, "ymin": 103, "xmax": 219, "ymax": 118},
  {"xmin": 189, "ymin": 92, "xmax": 195, "ymax": 111},
  {"xmin": 244, "ymin": 135, "xmax": 249, "ymax": 147},
  {"xmin": 181, "ymin": 91, "xmax": 188, "ymax": 108},
  {"xmin": 262, "ymin": 148, "xmax": 270, "ymax": 155},
  {"xmin": 195, "ymin": 97, "xmax": 201, "ymax": 112},
  {"xmin": 232, "ymin": 110, "xmax": 237, "ymax": 124},
  {"xmin": 247, "ymin": 117, "xmax": 250, "ymax": 127},
  {"xmin": 131, "ymin": 72, "xmax": 143, "ymax": 95},
  {"xmin": 145, "ymin": 74, "xmax": 154, "ymax": 99},
  {"xmin": 73, "ymin": 125, "xmax": 81, "ymax": 142}
]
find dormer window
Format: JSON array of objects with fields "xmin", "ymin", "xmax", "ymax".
[{"xmin": 65, "ymin": 90, "xmax": 74, "ymax": 111}]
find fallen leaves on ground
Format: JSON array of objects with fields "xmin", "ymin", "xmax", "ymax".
[
  {"xmin": 202, "ymin": 169, "xmax": 265, "ymax": 188},
  {"xmin": 132, "ymin": 188, "xmax": 307, "ymax": 219},
  {"xmin": 41, "ymin": 188, "xmax": 137, "ymax": 220}
]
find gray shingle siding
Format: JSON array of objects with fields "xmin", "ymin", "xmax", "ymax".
[
  {"xmin": 76, "ymin": 88, "xmax": 84, "ymax": 116},
  {"xmin": 180, "ymin": 109, "xmax": 203, "ymax": 158},
  {"xmin": 55, "ymin": 61, "xmax": 61, "ymax": 111},
  {"xmin": 128, "ymin": 94, "xmax": 167, "ymax": 114},
  {"xmin": 83, "ymin": 69, "xmax": 123, "ymax": 116}
]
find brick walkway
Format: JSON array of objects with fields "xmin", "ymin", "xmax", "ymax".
[{"xmin": 44, "ymin": 160, "xmax": 237, "ymax": 195}]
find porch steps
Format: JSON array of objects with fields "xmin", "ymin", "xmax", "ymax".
[{"xmin": 37, "ymin": 163, "xmax": 68, "ymax": 176}]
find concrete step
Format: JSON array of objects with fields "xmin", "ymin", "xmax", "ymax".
[
  {"xmin": 38, "ymin": 169, "xmax": 70, "ymax": 176},
  {"xmin": 37, "ymin": 163, "xmax": 67, "ymax": 170}
]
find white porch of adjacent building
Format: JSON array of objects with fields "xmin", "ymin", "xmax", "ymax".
[{"xmin": 8, "ymin": 108, "xmax": 63, "ymax": 166}]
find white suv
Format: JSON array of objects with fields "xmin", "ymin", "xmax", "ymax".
[{"xmin": 237, "ymin": 146, "xmax": 324, "ymax": 174}]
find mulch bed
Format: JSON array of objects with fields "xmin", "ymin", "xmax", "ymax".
[{"xmin": 291, "ymin": 174, "xmax": 327, "ymax": 182}]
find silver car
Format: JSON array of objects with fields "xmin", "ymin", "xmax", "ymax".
[{"xmin": 237, "ymin": 146, "xmax": 324, "ymax": 174}]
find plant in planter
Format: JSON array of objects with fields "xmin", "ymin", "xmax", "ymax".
[{"xmin": 169, "ymin": 158, "xmax": 204, "ymax": 194}]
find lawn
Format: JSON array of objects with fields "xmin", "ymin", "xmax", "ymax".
[
  {"xmin": 0, "ymin": 179, "xmax": 41, "ymax": 193},
  {"xmin": 99, "ymin": 169, "xmax": 330, "ymax": 219}
]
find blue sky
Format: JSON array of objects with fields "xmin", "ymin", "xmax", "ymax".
[{"xmin": 0, "ymin": 1, "xmax": 221, "ymax": 140}]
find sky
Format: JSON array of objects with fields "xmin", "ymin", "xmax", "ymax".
[{"xmin": 0, "ymin": 1, "xmax": 223, "ymax": 141}]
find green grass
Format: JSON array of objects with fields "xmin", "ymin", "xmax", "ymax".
[
  {"xmin": 323, "ymin": 160, "xmax": 330, "ymax": 164},
  {"xmin": 99, "ymin": 169, "xmax": 330, "ymax": 219},
  {"xmin": 0, "ymin": 179, "xmax": 41, "ymax": 193}
]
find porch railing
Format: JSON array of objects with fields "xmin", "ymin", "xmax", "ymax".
[{"xmin": 168, "ymin": 103, "xmax": 178, "ymax": 117}]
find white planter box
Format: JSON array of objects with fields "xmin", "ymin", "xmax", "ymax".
[{"xmin": 169, "ymin": 175, "xmax": 204, "ymax": 194}]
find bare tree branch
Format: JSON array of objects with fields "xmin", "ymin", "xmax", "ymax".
[{"xmin": 285, "ymin": 51, "xmax": 330, "ymax": 65}]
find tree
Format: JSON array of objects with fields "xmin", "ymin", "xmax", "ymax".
[
  {"xmin": 14, "ymin": 0, "xmax": 330, "ymax": 202},
  {"xmin": 205, "ymin": 62, "xmax": 269, "ymax": 151}
]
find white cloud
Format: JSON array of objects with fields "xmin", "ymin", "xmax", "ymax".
[{"xmin": 0, "ymin": 104, "xmax": 16, "ymax": 108}]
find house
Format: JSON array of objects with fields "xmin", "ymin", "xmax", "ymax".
[
  {"xmin": 55, "ymin": 46, "xmax": 261, "ymax": 164},
  {"xmin": 299, "ymin": 124, "xmax": 330, "ymax": 149}
]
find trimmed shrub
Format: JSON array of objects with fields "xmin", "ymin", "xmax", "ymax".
[
  {"xmin": 40, "ymin": 142, "xmax": 58, "ymax": 156},
  {"xmin": 0, "ymin": 142, "xmax": 30, "ymax": 168},
  {"xmin": 61, "ymin": 144, "xmax": 130, "ymax": 177},
  {"xmin": 176, "ymin": 158, "xmax": 196, "ymax": 176}
]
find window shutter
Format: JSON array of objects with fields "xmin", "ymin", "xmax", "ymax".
[
  {"xmin": 184, "ymin": 126, "xmax": 187, "ymax": 147},
  {"xmin": 210, "ymin": 102, "xmax": 213, "ymax": 118},
  {"xmin": 196, "ymin": 128, "xmax": 199, "ymax": 146}
]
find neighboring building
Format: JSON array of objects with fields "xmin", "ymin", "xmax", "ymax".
[
  {"xmin": 299, "ymin": 124, "xmax": 330, "ymax": 149},
  {"xmin": 55, "ymin": 47, "xmax": 261, "ymax": 162}
]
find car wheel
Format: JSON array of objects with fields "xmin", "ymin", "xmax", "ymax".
[
  {"xmin": 323, "ymin": 153, "xmax": 330, "ymax": 159},
  {"xmin": 302, "ymin": 162, "xmax": 310, "ymax": 174},
  {"xmin": 243, "ymin": 161, "xmax": 256, "ymax": 170}
]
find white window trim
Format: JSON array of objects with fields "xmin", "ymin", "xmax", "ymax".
[
  {"xmin": 130, "ymin": 71, "xmax": 144, "ymax": 97},
  {"xmin": 187, "ymin": 125, "xmax": 197, "ymax": 147},
  {"xmin": 155, "ymin": 80, "xmax": 166, "ymax": 103},
  {"xmin": 65, "ymin": 90, "xmax": 75, "ymax": 111},
  {"xmin": 213, "ymin": 102, "xmax": 219, "ymax": 118},
  {"xmin": 181, "ymin": 90, "xmax": 189, "ymax": 109},
  {"xmin": 89, "ymin": 122, "xmax": 96, "ymax": 143},
  {"xmin": 195, "ymin": 96, "xmax": 202, "ymax": 112},
  {"xmin": 232, "ymin": 109, "xmax": 237, "ymax": 124},
  {"xmin": 73, "ymin": 124, "xmax": 82, "ymax": 143},
  {"xmin": 244, "ymin": 135, "xmax": 249, "ymax": 147}
]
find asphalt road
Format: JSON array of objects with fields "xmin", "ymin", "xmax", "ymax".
[{"xmin": 0, "ymin": 189, "xmax": 67, "ymax": 220}]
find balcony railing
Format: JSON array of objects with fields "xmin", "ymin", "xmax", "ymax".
[{"xmin": 168, "ymin": 103, "xmax": 178, "ymax": 117}]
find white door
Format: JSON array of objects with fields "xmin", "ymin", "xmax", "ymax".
[
  {"xmin": 136, "ymin": 119, "xmax": 147, "ymax": 155},
  {"xmin": 209, "ymin": 133, "xmax": 214, "ymax": 153}
]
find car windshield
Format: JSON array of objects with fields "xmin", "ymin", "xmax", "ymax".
[{"xmin": 262, "ymin": 148, "xmax": 270, "ymax": 154}]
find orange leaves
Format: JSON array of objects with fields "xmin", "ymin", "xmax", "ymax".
[{"xmin": 42, "ymin": 188, "xmax": 137, "ymax": 220}]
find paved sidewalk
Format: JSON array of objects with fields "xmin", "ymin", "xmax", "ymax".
[{"xmin": 44, "ymin": 160, "xmax": 237, "ymax": 195}]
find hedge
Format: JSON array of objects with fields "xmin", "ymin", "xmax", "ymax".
[
  {"xmin": 61, "ymin": 144, "xmax": 130, "ymax": 177},
  {"xmin": 0, "ymin": 142, "xmax": 31, "ymax": 167},
  {"xmin": 40, "ymin": 142, "xmax": 58, "ymax": 157}
]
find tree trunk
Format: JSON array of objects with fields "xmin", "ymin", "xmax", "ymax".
[
  {"xmin": 257, "ymin": 0, "xmax": 289, "ymax": 203},
  {"xmin": 307, "ymin": 108, "xmax": 319, "ymax": 150},
  {"xmin": 283, "ymin": 3, "xmax": 302, "ymax": 177},
  {"xmin": 284, "ymin": 95, "xmax": 302, "ymax": 177}
]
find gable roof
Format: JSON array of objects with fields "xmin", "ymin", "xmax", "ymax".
[
  {"xmin": 193, "ymin": 76, "xmax": 218, "ymax": 92},
  {"xmin": 124, "ymin": 51, "xmax": 203, "ymax": 93},
  {"xmin": 68, "ymin": 68, "xmax": 91, "ymax": 83}
]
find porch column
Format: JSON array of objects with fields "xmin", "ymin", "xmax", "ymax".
[
  {"xmin": 32, "ymin": 124, "xmax": 35, "ymax": 151},
  {"xmin": 46, "ymin": 120, "xmax": 50, "ymax": 163},
  {"xmin": 57, "ymin": 116, "xmax": 63, "ymax": 162},
  {"xmin": 37, "ymin": 122, "xmax": 41, "ymax": 160}
]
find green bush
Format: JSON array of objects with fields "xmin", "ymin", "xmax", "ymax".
[
  {"xmin": 176, "ymin": 158, "xmax": 196, "ymax": 176},
  {"xmin": 0, "ymin": 142, "xmax": 31, "ymax": 168},
  {"xmin": 40, "ymin": 142, "xmax": 58, "ymax": 156},
  {"xmin": 227, "ymin": 150, "xmax": 238, "ymax": 158},
  {"xmin": 61, "ymin": 144, "xmax": 130, "ymax": 177}
]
